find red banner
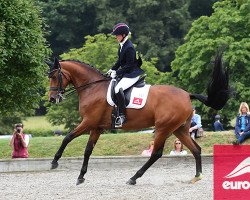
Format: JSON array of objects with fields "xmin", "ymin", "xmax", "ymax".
[{"xmin": 214, "ymin": 145, "xmax": 250, "ymax": 200}]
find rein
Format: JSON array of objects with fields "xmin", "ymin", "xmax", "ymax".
[
  {"xmin": 64, "ymin": 79, "xmax": 110, "ymax": 97},
  {"xmin": 49, "ymin": 67, "xmax": 110, "ymax": 100}
]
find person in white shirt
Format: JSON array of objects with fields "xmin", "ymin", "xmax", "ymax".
[{"xmin": 169, "ymin": 138, "xmax": 187, "ymax": 155}]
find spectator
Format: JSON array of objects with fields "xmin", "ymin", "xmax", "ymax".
[
  {"xmin": 9, "ymin": 123, "xmax": 29, "ymax": 158},
  {"xmin": 214, "ymin": 114, "xmax": 224, "ymax": 131},
  {"xmin": 141, "ymin": 141, "xmax": 154, "ymax": 156},
  {"xmin": 169, "ymin": 138, "xmax": 187, "ymax": 155},
  {"xmin": 233, "ymin": 102, "xmax": 250, "ymax": 145},
  {"xmin": 189, "ymin": 106, "xmax": 202, "ymax": 140}
]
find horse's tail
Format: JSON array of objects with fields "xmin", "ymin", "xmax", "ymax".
[{"xmin": 190, "ymin": 52, "xmax": 231, "ymax": 110}]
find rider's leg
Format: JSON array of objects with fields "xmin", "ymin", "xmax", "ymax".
[
  {"xmin": 114, "ymin": 76, "xmax": 140, "ymax": 127},
  {"xmin": 114, "ymin": 76, "xmax": 140, "ymax": 93},
  {"xmin": 115, "ymin": 88, "xmax": 126, "ymax": 127}
]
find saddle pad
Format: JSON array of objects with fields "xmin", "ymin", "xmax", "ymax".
[{"xmin": 107, "ymin": 80, "xmax": 151, "ymax": 109}]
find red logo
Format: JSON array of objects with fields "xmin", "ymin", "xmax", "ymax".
[
  {"xmin": 214, "ymin": 145, "xmax": 250, "ymax": 200},
  {"xmin": 132, "ymin": 97, "xmax": 143, "ymax": 105}
]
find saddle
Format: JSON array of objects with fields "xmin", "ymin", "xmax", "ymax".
[
  {"xmin": 111, "ymin": 75, "xmax": 147, "ymax": 106},
  {"xmin": 107, "ymin": 75, "xmax": 151, "ymax": 129}
]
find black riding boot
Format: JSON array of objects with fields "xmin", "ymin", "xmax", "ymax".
[{"xmin": 115, "ymin": 89, "xmax": 127, "ymax": 128}]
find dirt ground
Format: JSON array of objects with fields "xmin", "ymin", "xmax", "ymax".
[{"xmin": 0, "ymin": 159, "xmax": 213, "ymax": 200}]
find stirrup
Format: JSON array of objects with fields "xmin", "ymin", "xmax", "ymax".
[{"xmin": 115, "ymin": 115, "xmax": 126, "ymax": 128}]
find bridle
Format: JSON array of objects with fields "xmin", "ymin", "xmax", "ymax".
[{"xmin": 48, "ymin": 66, "xmax": 110, "ymax": 103}]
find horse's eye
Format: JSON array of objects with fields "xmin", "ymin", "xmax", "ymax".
[
  {"xmin": 48, "ymin": 70, "xmax": 58, "ymax": 79},
  {"xmin": 51, "ymin": 75, "xmax": 57, "ymax": 80}
]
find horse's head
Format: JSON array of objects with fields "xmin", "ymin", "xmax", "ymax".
[{"xmin": 46, "ymin": 58, "xmax": 70, "ymax": 103}]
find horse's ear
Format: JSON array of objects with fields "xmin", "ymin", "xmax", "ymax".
[
  {"xmin": 54, "ymin": 57, "xmax": 60, "ymax": 69},
  {"xmin": 45, "ymin": 60, "xmax": 53, "ymax": 67},
  {"xmin": 45, "ymin": 60, "xmax": 54, "ymax": 73}
]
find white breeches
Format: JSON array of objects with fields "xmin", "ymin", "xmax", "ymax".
[{"xmin": 115, "ymin": 76, "xmax": 140, "ymax": 93}]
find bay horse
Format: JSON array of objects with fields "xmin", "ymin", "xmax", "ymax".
[{"xmin": 47, "ymin": 53, "xmax": 230, "ymax": 185}]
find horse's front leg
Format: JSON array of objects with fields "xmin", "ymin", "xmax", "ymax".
[
  {"xmin": 76, "ymin": 129, "xmax": 102, "ymax": 185},
  {"xmin": 51, "ymin": 121, "xmax": 90, "ymax": 169}
]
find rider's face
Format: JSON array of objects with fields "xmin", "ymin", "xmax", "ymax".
[{"xmin": 116, "ymin": 34, "xmax": 124, "ymax": 42}]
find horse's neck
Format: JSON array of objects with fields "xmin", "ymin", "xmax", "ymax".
[{"xmin": 63, "ymin": 62, "xmax": 104, "ymax": 88}]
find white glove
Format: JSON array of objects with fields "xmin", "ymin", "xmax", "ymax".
[
  {"xmin": 107, "ymin": 69, "xmax": 114, "ymax": 75},
  {"xmin": 110, "ymin": 71, "xmax": 117, "ymax": 79}
]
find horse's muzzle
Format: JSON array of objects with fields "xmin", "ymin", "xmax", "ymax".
[{"xmin": 49, "ymin": 94, "xmax": 63, "ymax": 104}]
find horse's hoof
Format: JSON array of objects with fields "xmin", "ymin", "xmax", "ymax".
[
  {"xmin": 76, "ymin": 178, "xmax": 85, "ymax": 185},
  {"xmin": 126, "ymin": 179, "xmax": 136, "ymax": 185},
  {"xmin": 191, "ymin": 173, "xmax": 203, "ymax": 184},
  {"xmin": 51, "ymin": 161, "xmax": 59, "ymax": 169}
]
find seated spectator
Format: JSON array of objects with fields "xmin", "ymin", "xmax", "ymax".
[
  {"xmin": 214, "ymin": 114, "xmax": 224, "ymax": 131},
  {"xmin": 169, "ymin": 138, "xmax": 187, "ymax": 155},
  {"xmin": 189, "ymin": 106, "xmax": 202, "ymax": 140},
  {"xmin": 141, "ymin": 141, "xmax": 154, "ymax": 156},
  {"xmin": 9, "ymin": 123, "xmax": 29, "ymax": 158},
  {"xmin": 233, "ymin": 102, "xmax": 250, "ymax": 145}
]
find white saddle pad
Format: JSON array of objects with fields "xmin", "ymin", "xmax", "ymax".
[{"xmin": 107, "ymin": 79, "xmax": 151, "ymax": 109}]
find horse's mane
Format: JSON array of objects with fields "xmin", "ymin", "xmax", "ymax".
[{"xmin": 61, "ymin": 59, "xmax": 105, "ymax": 76}]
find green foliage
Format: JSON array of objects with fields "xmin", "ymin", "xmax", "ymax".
[
  {"xmin": 0, "ymin": 0, "xmax": 51, "ymax": 131},
  {"xmin": 61, "ymin": 34, "xmax": 118, "ymax": 72},
  {"xmin": 0, "ymin": 114, "xmax": 22, "ymax": 134},
  {"xmin": 86, "ymin": 0, "xmax": 192, "ymax": 71},
  {"xmin": 189, "ymin": 0, "xmax": 219, "ymax": 18},
  {"xmin": 171, "ymin": 0, "xmax": 250, "ymax": 125},
  {"xmin": 46, "ymin": 94, "xmax": 81, "ymax": 130},
  {"xmin": 38, "ymin": 0, "xmax": 219, "ymax": 72},
  {"xmin": 37, "ymin": 0, "xmax": 98, "ymax": 56},
  {"xmin": 37, "ymin": 0, "xmax": 219, "ymax": 72},
  {"xmin": 46, "ymin": 34, "xmax": 167, "ymax": 130}
]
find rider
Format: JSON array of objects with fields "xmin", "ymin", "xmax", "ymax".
[{"xmin": 107, "ymin": 23, "xmax": 144, "ymax": 128}]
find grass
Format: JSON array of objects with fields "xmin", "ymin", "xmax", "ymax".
[
  {"xmin": 1, "ymin": 130, "xmax": 249, "ymax": 159},
  {"xmin": 23, "ymin": 116, "xmax": 64, "ymax": 131}
]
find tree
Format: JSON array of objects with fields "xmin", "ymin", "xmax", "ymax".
[
  {"xmin": 86, "ymin": 0, "xmax": 192, "ymax": 72},
  {"xmin": 188, "ymin": 0, "xmax": 219, "ymax": 18},
  {"xmin": 37, "ymin": 0, "xmax": 193, "ymax": 72},
  {"xmin": 171, "ymin": 0, "xmax": 250, "ymax": 127},
  {"xmin": 46, "ymin": 34, "xmax": 166, "ymax": 130},
  {"xmin": 37, "ymin": 0, "xmax": 98, "ymax": 57},
  {"xmin": 37, "ymin": 0, "xmax": 221, "ymax": 73},
  {"xmin": 0, "ymin": 0, "xmax": 50, "ymax": 133}
]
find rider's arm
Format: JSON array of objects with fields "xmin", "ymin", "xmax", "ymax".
[{"xmin": 111, "ymin": 59, "xmax": 120, "ymax": 71}]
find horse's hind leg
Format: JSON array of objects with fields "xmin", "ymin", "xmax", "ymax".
[
  {"xmin": 76, "ymin": 128, "xmax": 103, "ymax": 185},
  {"xmin": 127, "ymin": 131, "xmax": 170, "ymax": 185},
  {"xmin": 51, "ymin": 121, "xmax": 90, "ymax": 169},
  {"xmin": 174, "ymin": 126, "xmax": 202, "ymax": 183}
]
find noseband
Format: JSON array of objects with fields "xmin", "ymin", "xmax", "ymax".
[
  {"xmin": 48, "ymin": 67, "xmax": 67, "ymax": 103},
  {"xmin": 49, "ymin": 68, "xmax": 65, "ymax": 92}
]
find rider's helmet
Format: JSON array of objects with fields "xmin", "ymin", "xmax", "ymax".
[{"xmin": 111, "ymin": 23, "xmax": 129, "ymax": 36}]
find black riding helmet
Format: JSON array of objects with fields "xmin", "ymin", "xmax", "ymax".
[{"xmin": 111, "ymin": 23, "xmax": 129, "ymax": 36}]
